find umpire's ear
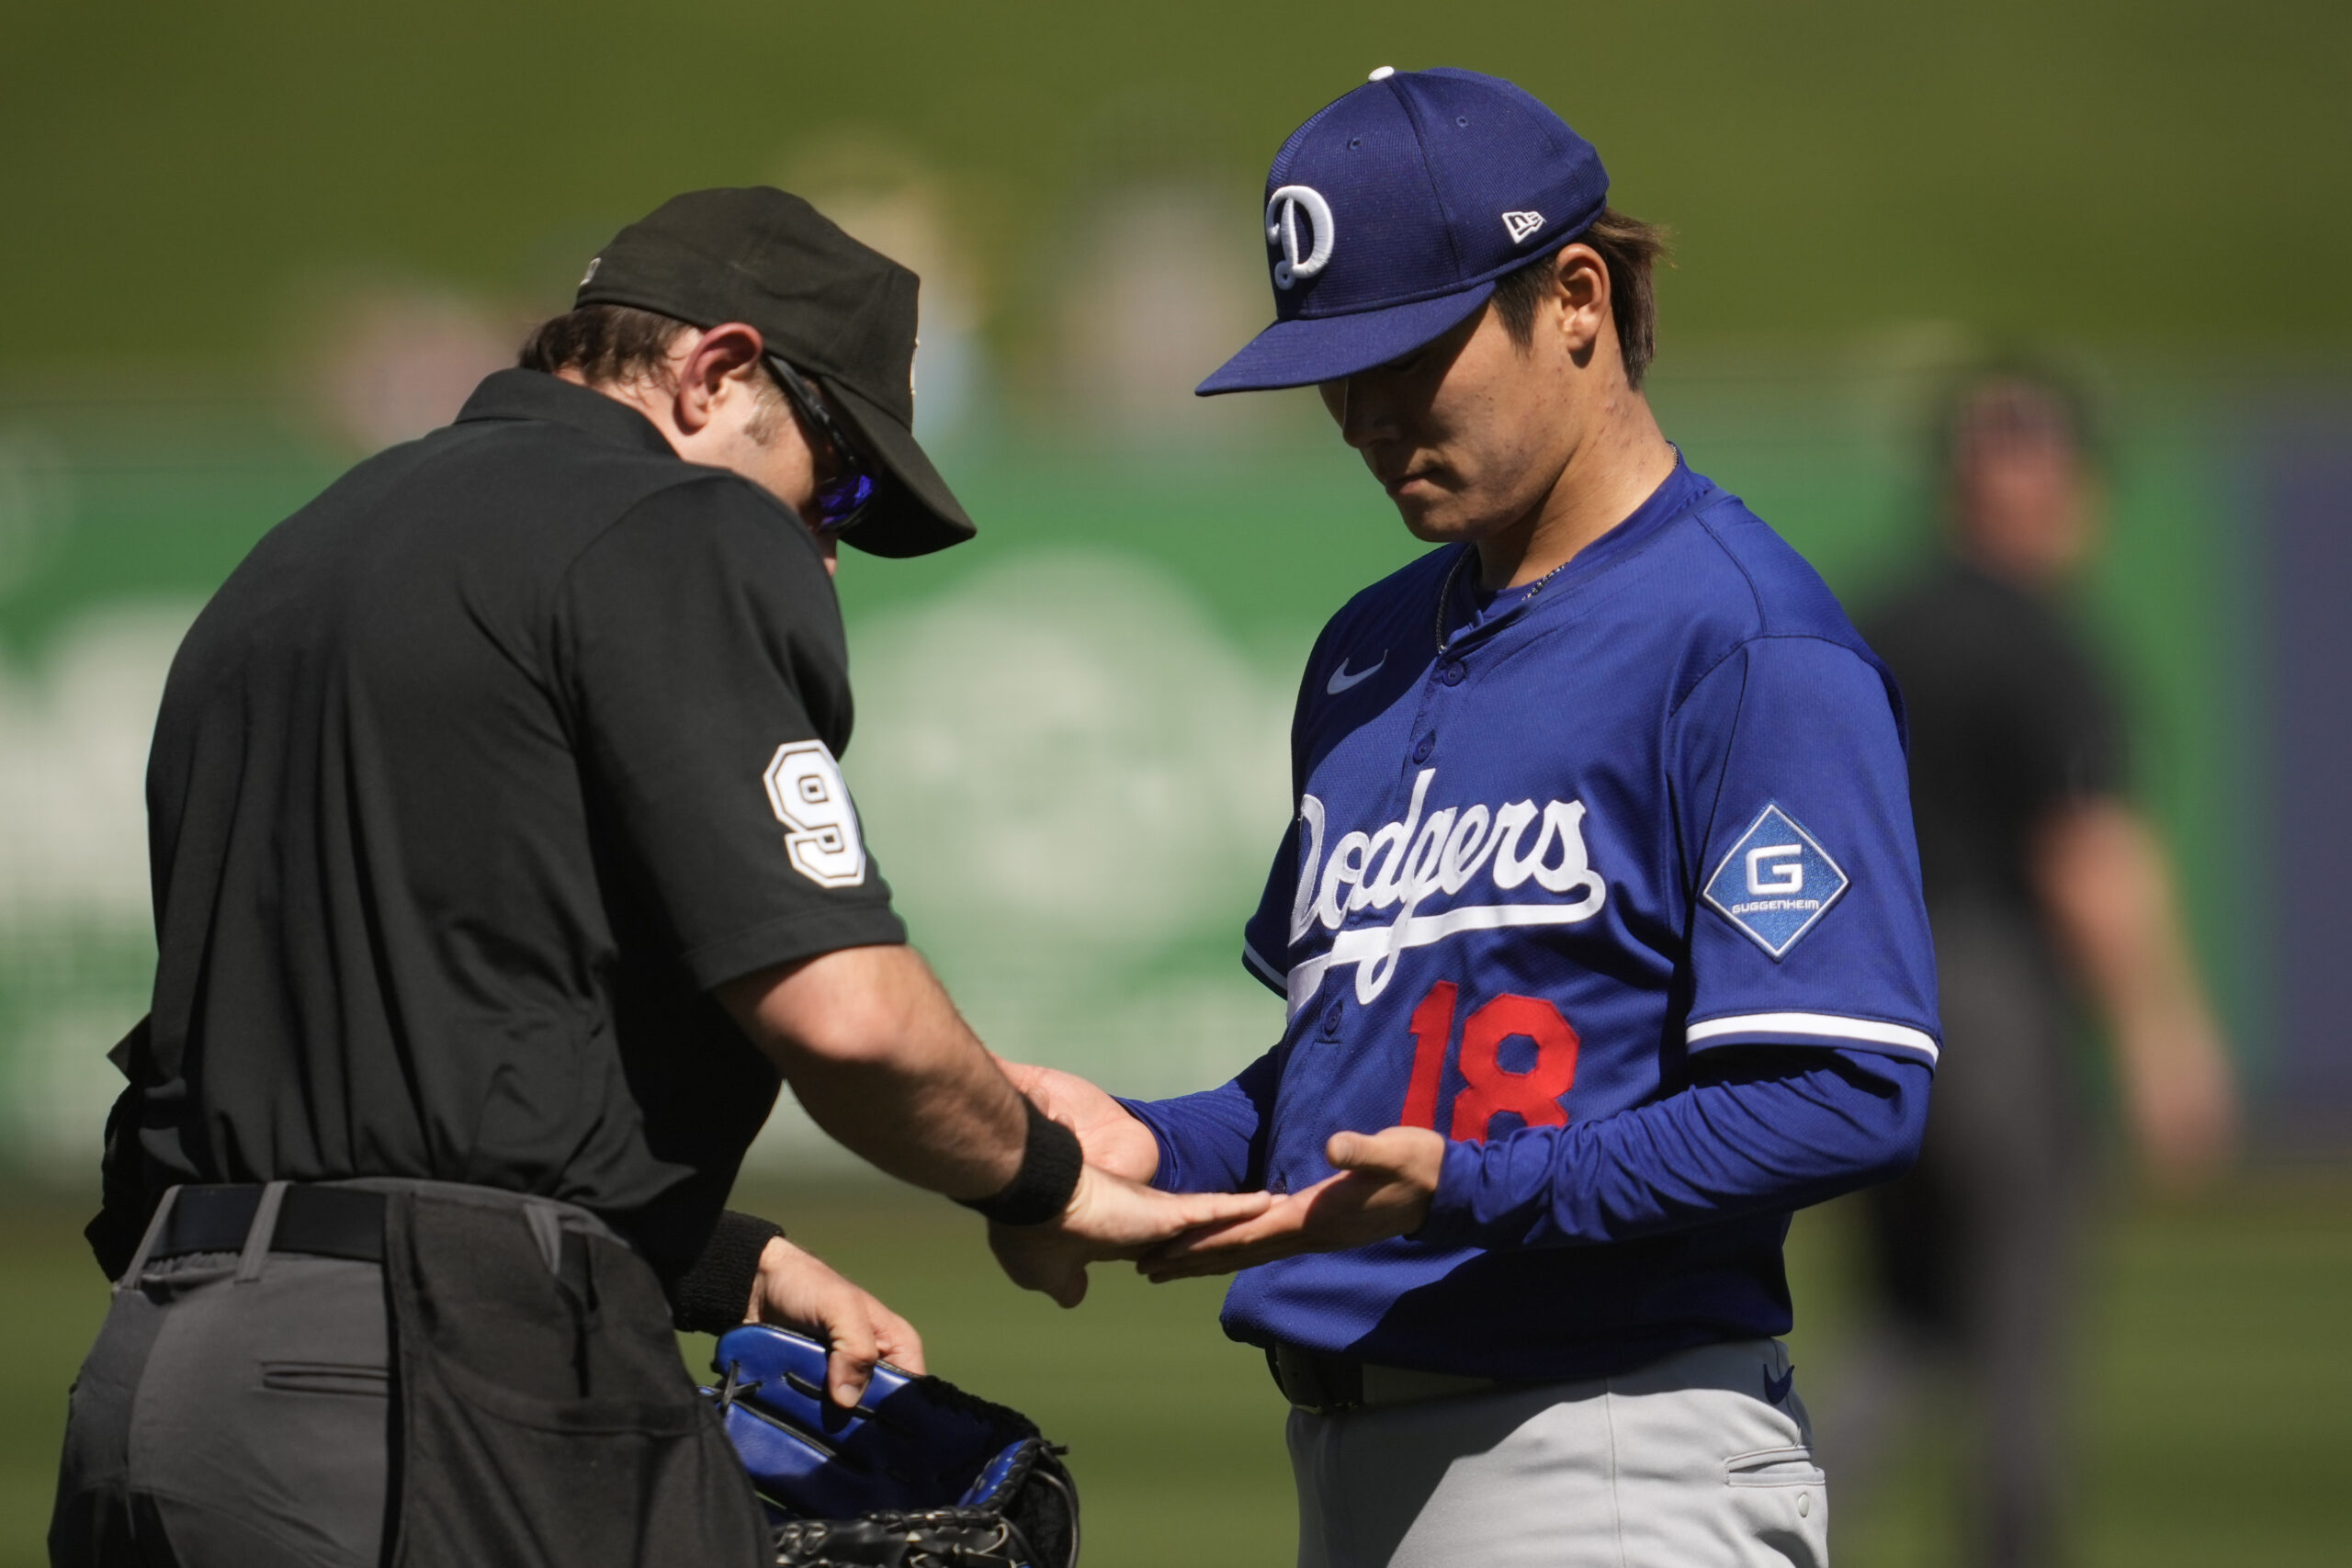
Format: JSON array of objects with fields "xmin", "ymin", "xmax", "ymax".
[{"xmin": 668, "ymin": 322, "xmax": 768, "ymax": 436}]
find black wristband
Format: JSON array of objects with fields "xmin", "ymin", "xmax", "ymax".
[
  {"xmin": 956, "ymin": 1098, "xmax": 1083, "ymax": 1227},
  {"xmin": 668, "ymin": 1208, "xmax": 786, "ymax": 1336}
]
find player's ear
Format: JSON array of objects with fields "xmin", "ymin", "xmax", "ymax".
[
  {"xmin": 671, "ymin": 322, "xmax": 767, "ymax": 434},
  {"xmin": 1550, "ymin": 245, "xmax": 1610, "ymax": 363}
]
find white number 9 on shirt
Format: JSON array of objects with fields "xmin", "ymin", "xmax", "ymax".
[{"xmin": 762, "ymin": 740, "xmax": 868, "ymax": 889}]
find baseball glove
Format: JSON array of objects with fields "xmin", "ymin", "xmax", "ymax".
[{"xmin": 706, "ymin": 1325, "xmax": 1079, "ymax": 1568}]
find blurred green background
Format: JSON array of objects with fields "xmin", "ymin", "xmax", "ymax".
[
  {"xmin": 5, "ymin": 1, "xmax": 2347, "ymax": 362},
  {"xmin": 3, "ymin": 3, "xmax": 2347, "ymax": 1564}
]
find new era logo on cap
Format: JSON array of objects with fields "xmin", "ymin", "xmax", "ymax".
[{"xmin": 1502, "ymin": 210, "xmax": 1546, "ymax": 243}]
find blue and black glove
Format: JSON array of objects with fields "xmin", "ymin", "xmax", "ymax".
[{"xmin": 706, "ymin": 1325, "xmax": 1079, "ymax": 1568}]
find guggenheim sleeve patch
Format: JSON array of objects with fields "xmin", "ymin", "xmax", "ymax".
[{"xmin": 1701, "ymin": 802, "xmax": 1849, "ymax": 960}]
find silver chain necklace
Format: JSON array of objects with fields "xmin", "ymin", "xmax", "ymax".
[{"xmin": 1435, "ymin": 547, "xmax": 1573, "ymax": 653}]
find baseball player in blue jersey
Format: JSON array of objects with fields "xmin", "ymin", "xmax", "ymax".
[{"xmin": 999, "ymin": 67, "xmax": 1938, "ymax": 1567}]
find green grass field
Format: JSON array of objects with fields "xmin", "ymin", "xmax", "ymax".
[{"xmin": 4, "ymin": 1169, "xmax": 2346, "ymax": 1567}]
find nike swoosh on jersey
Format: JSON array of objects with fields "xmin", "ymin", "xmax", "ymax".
[{"xmin": 1326, "ymin": 653, "xmax": 1386, "ymax": 694}]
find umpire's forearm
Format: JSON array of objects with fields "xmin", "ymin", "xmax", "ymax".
[{"xmin": 719, "ymin": 943, "xmax": 1027, "ymax": 1200}]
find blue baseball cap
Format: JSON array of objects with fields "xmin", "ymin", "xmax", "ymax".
[{"xmin": 1197, "ymin": 67, "xmax": 1609, "ymax": 397}]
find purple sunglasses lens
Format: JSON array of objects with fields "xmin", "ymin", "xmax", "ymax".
[{"xmin": 818, "ymin": 470, "xmax": 876, "ymax": 531}]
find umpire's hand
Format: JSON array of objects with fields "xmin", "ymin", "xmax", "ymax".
[
  {"xmin": 990, "ymin": 1055, "xmax": 1161, "ymax": 1182},
  {"xmin": 988, "ymin": 1168, "xmax": 1272, "ymax": 1308},
  {"xmin": 747, "ymin": 1235, "xmax": 925, "ymax": 1407}
]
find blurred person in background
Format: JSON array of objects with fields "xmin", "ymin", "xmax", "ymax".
[{"xmin": 1829, "ymin": 367, "xmax": 2240, "ymax": 1568}]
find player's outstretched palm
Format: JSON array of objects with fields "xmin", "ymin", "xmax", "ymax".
[
  {"xmin": 989, "ymin": 1165, "xmax": 1271, "ymax": 1308},
  {"xmin": 1137, "ymin": 1126, "xmax": 1445, "ymax": 1282}
]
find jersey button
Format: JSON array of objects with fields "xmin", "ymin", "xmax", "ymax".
[
  {"xmin": 1441, "ymin": 661, "xmax": 1466, "ymax": 686},
  {"xmin": 1411, "ymin": 734, "xmax": 1434, "ymax": 763},
  {"xmin": 1319, "ymin": 1001, "xmax": 1344, "ymax": 1039}
]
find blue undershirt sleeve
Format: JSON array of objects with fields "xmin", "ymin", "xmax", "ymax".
[
  {"xmin": 1417, "ymin": 1045, "xmax": 1928, "ymax": 1250},
  {"xmin": 1116, "ymin": 1044, "xmax": 1288, "ymax": 1194}
]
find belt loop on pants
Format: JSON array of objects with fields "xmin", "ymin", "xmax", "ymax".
[
  {"xmin": 520, "ymin": 1198, "xmax": 568, "ymax": 1275},
  {"xmin": 116, "ymin": 1185, "xmax": 185, "ymax": 1288},
  {"xmin": 234, "ymin": 1179, "xmax": 293, "ymax": 1284}
]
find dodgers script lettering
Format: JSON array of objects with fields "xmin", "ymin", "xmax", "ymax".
[{"xmin": 1281, "ymin": 767, "xmax": 1607, "ymax": 1009}]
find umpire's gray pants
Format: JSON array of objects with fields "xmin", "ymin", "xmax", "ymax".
[
  {"xmin": 1288, "ymin": 1338, "xmax": 1826, "ymax": 1568},
  {"xmin": 52, "ymin": 1245, "xmax": 393, "ymax": 1567}
]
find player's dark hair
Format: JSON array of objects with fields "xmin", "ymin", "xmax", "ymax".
[
  {"xmin": 516, "ymin": 303, "xmax": 695, "ymax": 388},
  {"xmin": 1491, "ymin": 209, "xmax": 1670, "ymax": 388}
]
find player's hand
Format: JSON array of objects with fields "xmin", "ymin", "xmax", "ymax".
[
  {"xmin": 1137, "ymin": 1126, "xmax": 1445, "ymax": 1282},
  {"xmin": 2124, "ymin": 1033, "xmax": 2239, "ymax": 1191},
  {"xmin": 746, "ymin": 1235, "xmax": 925, "ymax": 1407},
  {"xmin": 988, "ymin": 1165, "xmax": 1272, "ymax": 1308},
  {"xmin": 991, "ymin": 1055, "xmax": 1160, "ymax": 1182}
]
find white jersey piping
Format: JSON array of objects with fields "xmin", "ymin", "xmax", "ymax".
[{"xmin": 1685, "ymin": 1011, "xmax": 1939, "ymax": 1062}]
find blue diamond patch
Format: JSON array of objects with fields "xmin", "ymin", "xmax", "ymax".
[{"xmin": 1702, "ymin": 804, "xmax": 1849, "ymax": 960}]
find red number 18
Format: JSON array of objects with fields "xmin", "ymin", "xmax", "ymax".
[{"xmin": 1400, "ymin": 981, "xmax": 1580, "ymax": 1142}]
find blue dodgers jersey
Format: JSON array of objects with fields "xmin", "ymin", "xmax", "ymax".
[{"xmin": 1221, "ymin": 461, "xmax": 1939, "ymax": 1378}]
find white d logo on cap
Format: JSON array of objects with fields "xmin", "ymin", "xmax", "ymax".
[{"xmin": 1266, "ymin": 185, "xmax": 1336, "ymax": 290}]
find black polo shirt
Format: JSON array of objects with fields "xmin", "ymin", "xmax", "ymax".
[
  {"xmin": 112, "ymin": 369, "xmax": 906, "ymax": 1276},
  {"xmin": 1862, "ymin": 557, "xmax": 2127, "ymax": 921}
]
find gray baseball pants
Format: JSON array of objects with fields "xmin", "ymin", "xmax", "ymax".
[
  {"xmin": 1821, "ymin": 908, "xmax": 2091, "ymax": 1568},
  {"xmin": 51, "ymin": 1180, "xmax": 768, "ymax": 1568},
  {"xmin": 1287, "ymin": 1338, "xmax": 1826, "ymax": 1568},
  {"xmin": 51, "ymin": 1242, "xmax": 394, "ymax": 1567}
]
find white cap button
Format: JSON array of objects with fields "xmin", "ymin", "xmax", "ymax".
[{"xmin": 1368, "ymin": 65, "xmax": 1396, "ymax": 81}]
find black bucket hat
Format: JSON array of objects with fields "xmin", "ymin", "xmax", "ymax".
[{"xmin": 575, "ymin": 186, "xmax": 974, "ymax": 558}]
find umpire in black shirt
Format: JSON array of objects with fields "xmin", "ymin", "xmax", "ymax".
[
  {"xmin": 52, "ymin": 188, "xmax": 1261, "ymax": 1568},
  {"xmin": 1831, "ymin": 368, "xmax": 2237, "ymax": 1568}
]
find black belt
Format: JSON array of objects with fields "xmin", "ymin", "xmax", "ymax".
[
  {"xmin": 1268, "ymin": 1343, "xmax": 1364, "ymax": 1413},
  {"xmin": 1269, "ymin": 1341, "xmax": 1514, "ymax": 1413},
  {"xmin": 153, "ymin": 1184, "xmax": 388, "ymax": 1264}
]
